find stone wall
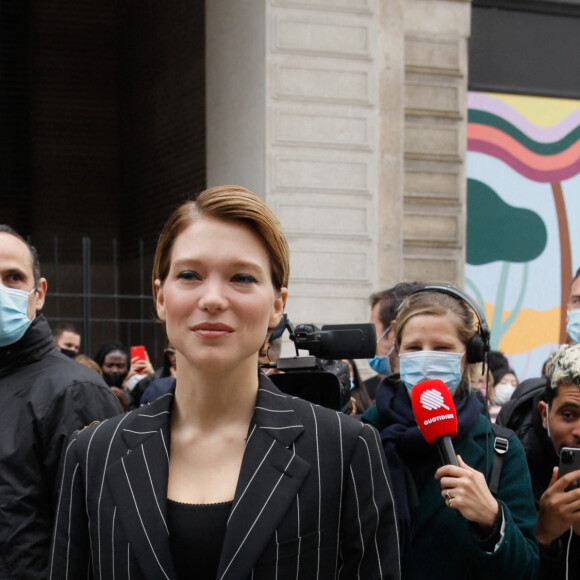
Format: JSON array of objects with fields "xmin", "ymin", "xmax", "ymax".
[{"xmin": 207, "ymin": 0, "xmax": 471, "ymax": 328}]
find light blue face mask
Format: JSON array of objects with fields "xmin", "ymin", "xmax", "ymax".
[
  {"xmin": 399, "ymin": 350, "xmax": 464, "ymax": 394},
  {"xmin": 0, "ymin": 284, "xmax": 35, "ymax": 347},
  {"xmin": 567, "ymin": 310, "xmax": 580, "ymax": 344},
  {"xmin": 368, "ymin": 353, "xmax": 392, "ymax": 376},
  {"xmin": 367, "ymin": 327, "xmax": 393, "ymax": 376}
]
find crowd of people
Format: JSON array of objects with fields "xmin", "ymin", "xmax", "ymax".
[{"xmin": 1, "ymin": 188, "xmax": 580, "ymax": 579}]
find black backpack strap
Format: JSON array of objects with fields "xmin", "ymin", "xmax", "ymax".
[{"xmin": 489, "ymin": 423, "xmax": 512, "ymax": 495}]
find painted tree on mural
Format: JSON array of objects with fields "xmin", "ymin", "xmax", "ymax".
[
  {"xmin": 466, "ymin": 179, "xmax": 547, "ymax": 349},
  {"xmin": 468, "ymin": 99, "xmax": 580, "ymax": 342}
]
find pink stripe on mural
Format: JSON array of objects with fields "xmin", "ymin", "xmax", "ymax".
[{"xmin": 469, "ymin": 139, "xmax": 580, "ymax": 182}]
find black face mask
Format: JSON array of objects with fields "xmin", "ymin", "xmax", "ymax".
[
  {"xmin": 60, "ymin": 348, "xmax": 77, "ymax": 359},
  {"xmin": 103, "ymin": 373, "xmax": 126, "ymax": 388}
]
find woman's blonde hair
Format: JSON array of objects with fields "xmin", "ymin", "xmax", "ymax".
[{"xmin": 152, "ymin": 185, "xmax": 290, "ymax": 304}]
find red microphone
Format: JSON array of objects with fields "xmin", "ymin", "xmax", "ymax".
[{"xmin": 411, "ymin": 379, "xmax": 459, "ymax": 467}]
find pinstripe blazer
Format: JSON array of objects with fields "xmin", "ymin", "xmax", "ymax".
[{"xmin": 49, "ymin": 375, "xmax": 400, "ymax": 580}]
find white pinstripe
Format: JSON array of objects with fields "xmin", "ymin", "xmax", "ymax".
[
  {"xmin": 275, "ymin": 529, "xmax": 279, "ymax": 580},
  {"xmin": 65, "ymin": 463, "xmax": 80, "ymax": 580},
  {"xmin": 227, "ymin": 439, "xmax": 276, "ymax": 524},
  {"xmin": 358, "ymin": 434, "xmax": 383, "ymax": 579},
  {"xmin": 335, "ymin": 413, "xmax": 344, "ymax": 576},
  {"xmin": 254, "ymin": 406, "xmax": 294, "ymax": 413},
  {"xmin": 85, "ymin": 422, "xmax": 107, "ymax": 570},
  {"xmin": 260, "ymin": 425, "xmax": 302, "ymax": 431},
  {"xmin": 50, "ymin": 436, "xmax": 77, "ymax": 580},
  {"xmin": 120, "ymin": 458, "xmax": 171, "ymax": 580},
  {"xmin": 349, "ymin": 465, "xmax": 364, "ymax": 580},
  {"xmin": 160, "ymin": 428, "xmax": 169, "ymax": 462},
  {"xmin": 365, "ymin": 425, "xmax": 401, "ymax": 579},
  {"xmin": 261, "ymin": 387, "xmax": 288, "ymax": 398},
  {"xmin": 111, "ymin": 506, "xmax": 116, "ymax": 580},
  {"xmin": 219, "ymin": 447, "xmax": 297, "ymax": 580},
  {"xmin": 137, "ymin": 407, "xmax": 171, "ymax": 419},
  {"xmin": 245, "ymin": 423, "xmax": 257, "ymax": 447},
  {"xmin": 310, "ymin": 404, "xmax": 322, "ymax": 580},
  {"xmin": 97, "ymin": 414, "xmax": 131, "ymax": 580},
  {"xmin": 141, "ymin": 443, "xmax": 168, "ymax": 534},
  {"xmin": 295, "ymin": 488, "xmax": 301, "ymax": 580},
  {"xmin": 122, "ymin": 429, "xmax": 158, "ymax": 435}
]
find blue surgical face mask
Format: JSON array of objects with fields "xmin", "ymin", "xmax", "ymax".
[
  {"xmin": 0, "ymin": 284, "xmax": 35, "ymax": 347},
  {"xmin": 399, "ymin": 350, "xmax": 464, "ymax": 394},
  {"xmin": 349, "ymin": 378, "xmax": 356, "ymax": 391},
  {"xmin": 368, "ymin": 354, "xmax": 392, "ymax": 376},
  {"xmin": 367, "ymin": 328, "xmax": 393, "ymax": 376},
  {"xmin": 567, "ymin": 310, "xmax": 580, "ymax": 344}
]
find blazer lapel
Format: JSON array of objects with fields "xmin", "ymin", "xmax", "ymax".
[
  {"xmin": 217, "ymin": 376, "xmax": 311, "ymax": 580},
  {"xmin": 106, "ymin": 393, "xmax": 177, "ymax": 580}
]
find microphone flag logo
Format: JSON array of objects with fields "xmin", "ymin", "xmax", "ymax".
[
  {"xmin": 411, "ymin": 379, "xmax": 458, "ymax": 444},
  {"xmin": 420, "ymin": 389, "xmax": 450, "ymax": 411}
]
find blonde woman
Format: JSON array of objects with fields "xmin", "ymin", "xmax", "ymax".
[{"xmin": 363, "ymin": 287, "xmax": 539, "ymax": 580}]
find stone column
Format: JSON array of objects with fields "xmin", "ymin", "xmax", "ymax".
[{"xmin": 402, "ymin": 0, "xmax": 471, "ymax": 286}]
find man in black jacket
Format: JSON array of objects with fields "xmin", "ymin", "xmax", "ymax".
[{"xmin": 0, "ymin": 225, "xmax": 122, "ymax": 579}]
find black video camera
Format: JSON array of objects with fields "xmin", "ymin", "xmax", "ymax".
[{"xmin": 262, "ymin": 314, "xmax": 377, "ymax": 413}]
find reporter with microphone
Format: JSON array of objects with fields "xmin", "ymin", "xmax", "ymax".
[{"xmin": 362, "ymin": 287, "xmax": 539, "ymax": 579}]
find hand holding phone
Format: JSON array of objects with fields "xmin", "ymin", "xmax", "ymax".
[{"xmin": 559, "ymin": 447, "xmax": 580, "ymax": 491}]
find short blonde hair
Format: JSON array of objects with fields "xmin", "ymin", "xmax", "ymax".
[
  {"xmin": 152, "ymin": 186, "xmax": 290, "ymax": 304},
  {"xmin": 546, "ymin": 344, "xmax": 580, "ymax": 390}
]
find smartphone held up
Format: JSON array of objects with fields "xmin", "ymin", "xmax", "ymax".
[
  {"xmin": 559, "ymin": 447, "xmax": 580, "ymax": 491},
  {"xmin": 130, "ymin": 345, "xmax": 148, "ymax": 374}
]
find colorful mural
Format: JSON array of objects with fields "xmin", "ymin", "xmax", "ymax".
[{"xmin": 466, "ymin": 92, "xmax": 580, "ymax": 380}]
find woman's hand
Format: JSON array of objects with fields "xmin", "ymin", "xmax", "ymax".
[
  {"xmin": 435, "ymin": 454, "xmax": 499, "ymax": 533},
  {"xmin": 350, "ymin": 397, "xmax": 357, "ymax": 416},
  {"xmin": 126, "ymin": 353, "xmax": 154, "ymax": 381}
]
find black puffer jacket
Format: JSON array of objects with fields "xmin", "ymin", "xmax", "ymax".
[{"xmin": 0, "ymin": 315, "xmax": 122, "ymax": 579}]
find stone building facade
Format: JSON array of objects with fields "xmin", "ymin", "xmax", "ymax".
[{"xmin": 207, "ymin": 0, "xmax": 471, "ymax": 326}]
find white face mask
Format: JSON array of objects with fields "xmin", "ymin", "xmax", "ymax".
[{"xmin": 493, "ymin": 383, "xmax": 515, "ymax": 406}]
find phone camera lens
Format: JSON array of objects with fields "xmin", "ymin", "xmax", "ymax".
[{"xmin": 562, "ymin": 450, "xmax": 573, "ymax": 464}]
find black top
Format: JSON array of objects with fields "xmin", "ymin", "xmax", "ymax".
[{"xmin": 167, "ymin": 499, "xmax": 233, "ymax": 579}]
